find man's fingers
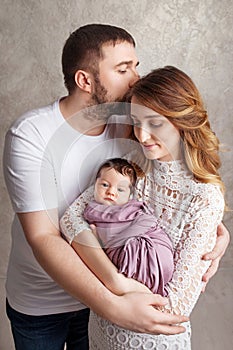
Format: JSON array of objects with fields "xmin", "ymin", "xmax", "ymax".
[
  {"xmin": 158, "ymin": 310, "xmax": 189, "ymax": 325},
  {"xmin": 147, "ymin": 312, "xmax": 189, "ymax": 335},
  {"xmin": 150, "ymin": 294, "xmax": 168, "ymax": 306},
  {"xmin": 121, "ymin": 293, "xmax": 189, "ymax": 335},
  {"xmin": 152, "ymin": 324, "xmax": 187, "ymax": 336},
  {"xmin": 202, "ymin": 258, "xmax": 220, "ymax": 282},
  {"xmin": 149, "ymin": 294, "xmax": 189, "ymax": 323}
]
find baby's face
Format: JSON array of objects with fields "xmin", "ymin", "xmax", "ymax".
[{"xmin": 94, "ymin": 168, "xmax": 131, "ymax": 206}]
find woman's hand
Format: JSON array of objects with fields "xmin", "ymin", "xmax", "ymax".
[{"xmin": 201, "ymin": 222, "xmax": 230, "ymax": 291}]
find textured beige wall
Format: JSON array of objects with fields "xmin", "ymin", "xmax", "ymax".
[{"xmin": 0, "ymin": 1, "xmax": 232, "ymax": 349}]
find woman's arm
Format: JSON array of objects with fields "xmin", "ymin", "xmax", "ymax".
[{"xmin": 164, "ymin": 185, "xmax": 225, "ymax": 316}]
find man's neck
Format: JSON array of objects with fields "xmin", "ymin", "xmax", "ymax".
[{"xmin": 59, "ymin": 94, "xmax": 107, "ymax": 136}]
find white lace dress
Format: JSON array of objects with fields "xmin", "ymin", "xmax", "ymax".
[{"xmin": 60, "ymin": 159, "xmax": 224, "ymax": 350}]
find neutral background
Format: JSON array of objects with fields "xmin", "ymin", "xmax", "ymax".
[{"xmin": 0, "ymin": 0, "xmax": 232, "ymax": 349}]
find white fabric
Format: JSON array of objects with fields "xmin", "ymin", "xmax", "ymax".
[
  {"xmin": 3, "ymin": 100, "xmax": 134, "ymax": 315},
  {"xmin": 61, "ymin": 155, "xmax": 224, "ymax": 349}
]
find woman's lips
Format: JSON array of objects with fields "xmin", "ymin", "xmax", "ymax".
[{"xmin": 142, "ymin": 143, "xmax": 159, "ymax": 150}]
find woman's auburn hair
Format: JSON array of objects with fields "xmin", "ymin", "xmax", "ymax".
[{"xmin": 128, "ymin": 66, "xmax": 225, "ymax": 194}]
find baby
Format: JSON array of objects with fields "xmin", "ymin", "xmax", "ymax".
[{"xmin": 83, "ymin": 158, "xmax": 174, "ymax": 295}]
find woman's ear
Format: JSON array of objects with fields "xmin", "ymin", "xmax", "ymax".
[{"xmin": 74, "ymin": 70, "xmax": 92, "ymax": 93}]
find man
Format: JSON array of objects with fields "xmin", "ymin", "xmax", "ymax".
[{"xmin": 3, "ymin": 24, "xmax": 229, "ymax": 350}]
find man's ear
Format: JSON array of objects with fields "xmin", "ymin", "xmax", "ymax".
[{"xmin": 74, "ymin": 70, "xmax": 93, "ymax": 93}]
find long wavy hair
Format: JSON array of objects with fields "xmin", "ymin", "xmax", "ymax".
[{"xmin": 128, "ymin": 66, "xmax": 225, "ymax": 193}]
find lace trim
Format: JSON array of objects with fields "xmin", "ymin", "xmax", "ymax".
[
  {"xmin": 152, "ymin": 159, "xmax": 192, "ymax": 175},
  {"xmin": 60, "ymin": 185, "xmax": 94, "ymax": 244},
  {"xmin": 89, "ymin": 311, "xmax": 192, "ymax": 349}
]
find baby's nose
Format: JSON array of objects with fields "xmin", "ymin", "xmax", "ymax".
[{"xmin": 107, "ymin": 187, "xmax": 117, "ymax": 196}]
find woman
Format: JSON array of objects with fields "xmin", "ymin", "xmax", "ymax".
[{"xmin": 60, "ymin": 66, "xmax": 225, "ymax": 349}]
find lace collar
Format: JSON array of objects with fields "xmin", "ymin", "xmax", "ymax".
[{"xmin": 152, "ymin": 159, "xmax": 192, "ymax": 177}]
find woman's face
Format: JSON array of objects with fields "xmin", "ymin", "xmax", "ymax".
[{"xmin": 131, "ymin": 96, "xmax": 182, "ymax": 162}]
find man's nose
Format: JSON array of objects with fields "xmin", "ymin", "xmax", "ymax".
[{"xmin": 129, "ymin": 69, "xmax": 140, "ymax": 88}]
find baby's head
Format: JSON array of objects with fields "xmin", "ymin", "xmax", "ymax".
[{"xmin": 94, "ymin": 158, "xmax": 137, "ymax": 206}]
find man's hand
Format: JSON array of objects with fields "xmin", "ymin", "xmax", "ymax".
[
  {"xmin": 201, "ymin": 222, "xmax": 230, "ymax": 291},
  {"xmin": 106, "ymin": 292, "xmax": 189, "ymax": 335}
]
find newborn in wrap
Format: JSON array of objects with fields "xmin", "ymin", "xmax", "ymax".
[{"xmin": 84, "ymin": 199, "xmax": 174, "ymax": 295}]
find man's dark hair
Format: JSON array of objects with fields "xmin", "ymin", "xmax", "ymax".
[{"xmin": 62, "ymin": 24, "xmax": 135, "ymax": 94}]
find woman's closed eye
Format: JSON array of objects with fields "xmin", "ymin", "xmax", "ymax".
[{"xmin": 150, "ymin": 121, "xmax": 163, "ymax": 128}]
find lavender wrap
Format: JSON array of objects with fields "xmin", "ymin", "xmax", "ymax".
[{"xmin": 83, "ymin": 199, "xmax": 174, "ymax": 295}]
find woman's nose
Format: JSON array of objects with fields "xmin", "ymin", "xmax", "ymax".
[{"xmin": 136, "ymin": 126, "xmax": 151, "ymax": 143}]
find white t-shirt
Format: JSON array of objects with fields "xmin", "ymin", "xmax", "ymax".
[{"xmin": 3, "ymin": 99, "xmax": 134, "ymax": 315}]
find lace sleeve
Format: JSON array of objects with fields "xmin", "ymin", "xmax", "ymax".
[
  {"xmin": 164, "ymin": 185, "xmax": 224, "ymax": 316},
  {"xmin": 60, "ymin": 185, "xmax": 94, "ymax": 244}
]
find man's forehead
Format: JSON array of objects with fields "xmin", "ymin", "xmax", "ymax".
[
  {"xmin": 100, "ymin": 41, "xmax": 136, "ymax": 59},
  {"xmin": 101, "ymin": 40, "xmax": 133, "ymax": 48}
]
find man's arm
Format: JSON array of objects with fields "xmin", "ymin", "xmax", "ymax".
[
  {"xmin": 201, "ymin": 222, "xmax": 230, "ymax": 291},
  {"xmin": 18, "ymin": 209, "xmax": 188, "ymax": 335}
]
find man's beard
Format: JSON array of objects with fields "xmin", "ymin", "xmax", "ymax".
[{"xmin": 85, "ymin": 75, "xmax": 127, "ymax": 121}]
